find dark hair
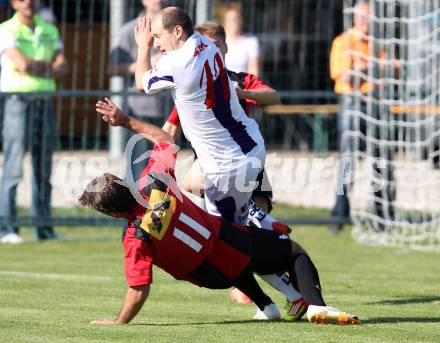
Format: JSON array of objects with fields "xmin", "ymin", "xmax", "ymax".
[
  {"xmin": 194, "ymin": 21, "xmax": 226, "ymax": 44},
  {"xmin": 79, "ymin": 173, "xmax": 136, "ymax": 215},
  {"xmin": 161, "ymin": 7, "xmax": 194, "ymax": 37}
]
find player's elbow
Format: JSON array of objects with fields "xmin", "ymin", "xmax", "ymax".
[
  {"xmin": 131, "ymin": 284, "xmax": 150, "ymax": 299},
  {"xmin": 135, "ymin": 81, "xmax": 145, "ymax": 92},
  {"xmin": 124, "ymin": 285, "xmax": 150, "ymax": 310},
  {"xmin": 135, "ymin": 75, "xmax": 146, "ymax": 92}
]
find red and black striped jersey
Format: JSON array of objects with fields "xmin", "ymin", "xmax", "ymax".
[{"xmin": 123, "ymin": 143, "xmax": 252, "ymax": 287}]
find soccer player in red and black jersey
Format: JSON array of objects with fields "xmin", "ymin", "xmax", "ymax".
[{"xmin": 83, "ymin": 97, "xmax": 359, "ymax": 325}]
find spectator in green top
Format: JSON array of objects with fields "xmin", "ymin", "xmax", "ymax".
[{"xmin": 0, "ymin": 0, "xmax": 66, "ymax": 244}]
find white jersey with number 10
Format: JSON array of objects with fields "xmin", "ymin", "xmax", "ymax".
[{"xmin": 142, "ymin": 34, "xmax": 265, "ymax": 174}]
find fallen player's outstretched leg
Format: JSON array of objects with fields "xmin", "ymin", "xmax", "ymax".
[
  {"xmin": 243, "ymin": 198, "xmax": 307, "ymax": 320},
  {"xmin": 250, "ymin": 228, "xmax": 359, "ymax": 325},
  {"xmin": 288, "ymin": 242, "xmax": 359, "ymax": 325},
  {"xmin": 286, "ymin": 240, "xmax": 359, "ymax": 325}
]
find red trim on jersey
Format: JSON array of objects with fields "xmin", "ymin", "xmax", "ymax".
[
  {"xmin": 215, "ymin": 54, "xmax": 230, "ymax": 101},
  {"xmin": 201, "ymin": 59, "xmax": 216, "ymax": 109},
  {"xmin": 167, "ymin": 106, "xmax": 180, "ymax": 126}
]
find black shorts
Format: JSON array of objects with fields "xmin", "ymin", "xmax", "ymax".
[
  {"xmin": 249, "ymin": 229, "xmax": 292, "ymax": 275},
  {"xmin": 188, "ymin": 220, "xmax": 252, "ymax": 289},
  {"xmin": 187, "ymin": 225, "xmax": 291, "ymax": 289},
  {"xmin": 252, "ymin": 169, "xmax": 274, "ymax": 213}
]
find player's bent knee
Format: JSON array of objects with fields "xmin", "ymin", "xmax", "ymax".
[{"xmin": 291, "ymin": 240, "xmax": 307, "ymax": 256}]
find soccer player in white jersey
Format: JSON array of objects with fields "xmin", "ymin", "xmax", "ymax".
[{"xmin": 133, "ymin": 7, "xmax": 304, "ymax": 320}]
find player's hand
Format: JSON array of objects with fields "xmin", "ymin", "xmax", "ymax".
[
  {"xmin": 96, "ymin": 97, "xmax": 128, "ymax": 127},
  {"xmin": 233, "ymin": 81, "xmax": 247, "ymax": 99},
  {"xmin": 90, "ymin": 319, "xmax": 118, "ymax": 325},
  {"xmin": 134, "ymin": 16, "xmax": 154, "ymax": 50}
]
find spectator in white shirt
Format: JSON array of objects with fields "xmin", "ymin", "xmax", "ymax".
[{"xmin": 223, "ymin": 4, "xmax": 260, "ymax": 76}]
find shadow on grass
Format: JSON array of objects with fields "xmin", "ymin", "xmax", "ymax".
[
  {"xmin": 362, "ymin": 317, "xmax": 440, "ymax": 324},
  {"xmin": 132, "ymin": 319, "xmax": 294, "ymax": 326},
  {"xmin": 133, "ymin": 317, "xmax": 440, "ymax": 326},
  {"xmin": 367, "ymin": 295, "xmax": 440, "ymax": 305}
]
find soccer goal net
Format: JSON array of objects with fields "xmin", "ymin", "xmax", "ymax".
[{"xmin": 342, "ymin": 0, "xmax": 440, "ymax": 250}]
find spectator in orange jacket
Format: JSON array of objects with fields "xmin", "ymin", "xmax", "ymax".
[{"xmin": 328, "ymin": 0, "xmax": 395, "ymax": 233}]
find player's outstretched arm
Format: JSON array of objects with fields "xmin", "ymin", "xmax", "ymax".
[
  {"xmin": 233, "ymin": 82, "xmax": 281, "ymax": 105},
  {"xmin": 96, "ymin": 97, "xmax": 174, "ymax": 144},
  {"xmin": 91, "ymin": 285, "xmax": 150, "ymax": 325},
  {"xmin": 134, "ymin": 16, "xmax": 154, "ymax": 91}
]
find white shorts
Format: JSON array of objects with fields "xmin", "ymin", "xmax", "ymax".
[{"xmin": 204, "ymin": 149, "xmax": 265, "ymax": 224}]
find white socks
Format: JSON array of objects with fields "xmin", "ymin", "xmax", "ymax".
[
  {"xmin": 245, "ymin": 199, "xmax": 275, "ymax": 229},
  {"xmin": 259, "ymin": 273, "xmax": 302, "ymax": 302}
]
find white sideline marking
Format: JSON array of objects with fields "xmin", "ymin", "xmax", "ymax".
[{"xmin": 0, "ymin": 270, "xmax": 113, "ymax": 282}]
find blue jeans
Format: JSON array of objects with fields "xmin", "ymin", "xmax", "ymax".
[
  {"xmin": 0, "ymin": 95, "xmax": 55, "ymax": 240},
  {"xmin": 331, "ymin": 94, "xmax": 395, "ymax": 220}
]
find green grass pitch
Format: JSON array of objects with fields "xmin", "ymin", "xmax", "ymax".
[{"xmin": 0, "ymin": 206, "xmax": 439, "ymax": 343}]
